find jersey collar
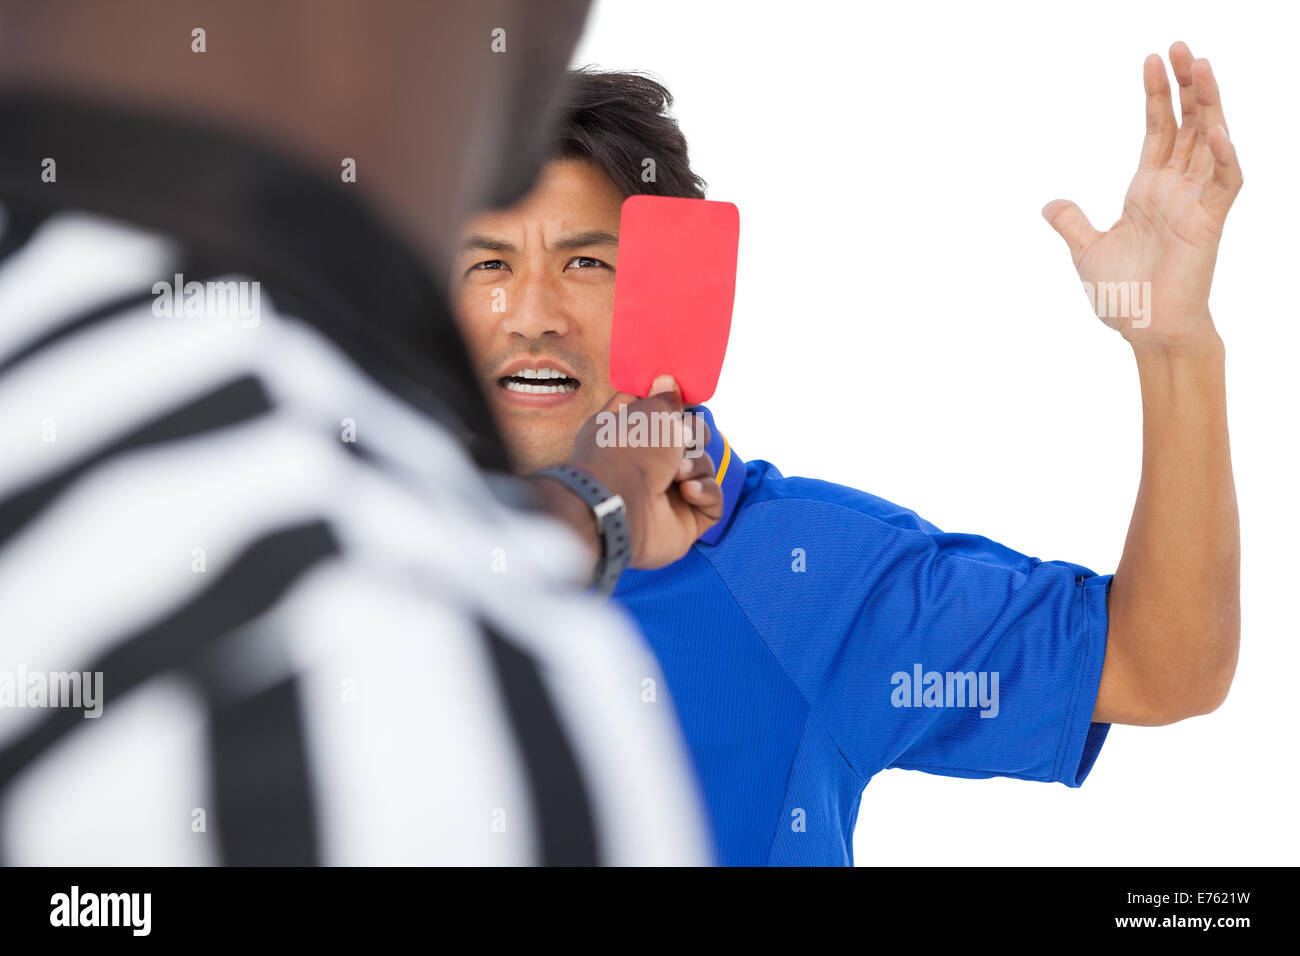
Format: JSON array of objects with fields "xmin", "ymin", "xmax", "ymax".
[{"xmin": 691, "ymin": 405, "xmax": 744, "ymax": 547}]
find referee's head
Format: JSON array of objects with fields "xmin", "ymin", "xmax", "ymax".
[{"xmin": 0, "ymin": 0, "xmax": 592, "ymax": 277}]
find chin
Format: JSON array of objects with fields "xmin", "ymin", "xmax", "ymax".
[{"xmin": 505, "ymin": 433, "xmax": 570, "ymax": 475}]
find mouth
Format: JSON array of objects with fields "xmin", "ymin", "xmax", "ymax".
[
  {"xmin": 498, "ymin": 367, "xmax": 580, "ymax": 395},
  {"xmin": 495, "ymin": 361, "xmax": 582, "ymax": 408}
]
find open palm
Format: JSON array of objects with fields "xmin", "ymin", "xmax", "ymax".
[{"xmin": 1043, "ymin": 41, "xmax": 1243, "ymax": 352}]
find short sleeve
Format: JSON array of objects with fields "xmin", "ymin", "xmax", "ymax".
[{"xmin": 707, "ymin": 479, "xmax": 1112, "ymax": 789}]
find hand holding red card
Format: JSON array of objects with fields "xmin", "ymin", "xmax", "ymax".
[{"xmin": 609, "ymin": 196, "xmax": 740, "ymax": 405}]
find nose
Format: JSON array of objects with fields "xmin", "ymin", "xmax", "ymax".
[{"xmin": 500, "ymin": 269, "xmax": 571, "ymax": 339}]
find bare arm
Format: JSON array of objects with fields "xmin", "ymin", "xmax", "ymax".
[
  {"xmin": 1099, "ymin": 331, "xmax": 1239, "ymax": 724},
  {"xmin": 1042, "ymin": 41, "xmax": 1243, "ymax": 724}
]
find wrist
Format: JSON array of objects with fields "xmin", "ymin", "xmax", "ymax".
[
  {"xmin": 1132, "ymin": 323, "xmax": 1227, "ymax": 416},
  {"xmin": 1130, "ymin": 316, "xmax": 1224, "ymax": 364},
  {"xmin": 528, "ymin": 465, "xmax": 632, "ymax": 597},
  {"xmin": 528, "ymin": 473, "xmax": 600, "ymax": 561}
]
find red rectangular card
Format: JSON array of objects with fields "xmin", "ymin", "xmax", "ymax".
[{"xmin": 609, "ymin": 195, "xmax": 740, "ymax": 404}]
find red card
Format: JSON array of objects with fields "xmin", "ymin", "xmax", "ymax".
[{"xmin": 610, "ymin": 195, "xmax": 740, "ymax": 404}]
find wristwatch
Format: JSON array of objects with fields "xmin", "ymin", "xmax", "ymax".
[{"xmin": 531, "ymin": 464, "xmax": 631, "ymax": 597}]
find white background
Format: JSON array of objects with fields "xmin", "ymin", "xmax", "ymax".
[{"xmin": 574, "ymin": 0, "xmax": 1298, "ymax": 865}]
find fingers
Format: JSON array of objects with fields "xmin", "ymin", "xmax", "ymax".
[
  {"xmin": 1139, "ymin": 53, "xmax": 1178, "ymax": 169},
  {"xmin": 1203, "ymin": 123, "xmax": 1244, "ymax": 222},
  {"xmin": 678, "ymin": 469, "xmax": 724, "ymax": 524},
  {"xmin": 1187, "ymin": 57, "xmax": 1229, "ymax": 182},
  {"xmin": 639, "ymin": 378, "xmax": 687, "ymax": 454},
  {"xmin": 682, "ymin": 479, "xmax": 723, "ymax": 523},
  {"xmin": 583, "ymin": 374, "xmax": 698, "ymax": 492},
  {"xmin": 1191, "ymin": 57, "xmax": 1229, "ymax": 139},
  {"xmin": 676, "ymin": 446, "xmax": 721, "ymax": 530},
  {"xmin": 1041, "ymin": 199, "xmax": 1101, "ymax": 263},
  {"xmin": 682, "ymin": 410, "xmax": 711, "ymax": 460},
  {"xmin": 1156, "ymin": 43, "xmax": 1240, "ymax": 219},
  {"xmin": 676, "ymin": 448, "xmax": 714, "ymax": 483},
  {"xmin": 1166, "ymin": 41, "xmax": 1200, "ymax": 171}
]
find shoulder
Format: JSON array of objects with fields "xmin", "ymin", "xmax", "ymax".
[
  {"xmin": 693, "ymin": 457, "xmax": 950, "ymax": 594},
  {"xmin": 712, "ymin": 458, "xmax": 1089, "ymax": 584},
  {"xmin": 733, "ymin": 458, "xmax": 943, "ymax": 535}
]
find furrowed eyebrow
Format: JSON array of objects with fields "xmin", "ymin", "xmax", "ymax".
[
  {"xmin": 460, "ymin": 234, "xmax": 516, "ymax": 253},
  {"xmin": 553, "ymin": 230, "xmax": 619, "ymax": 251},
  {"xmin": 458, "ymin": 230, "xmax": 619, "ymax": 254}
]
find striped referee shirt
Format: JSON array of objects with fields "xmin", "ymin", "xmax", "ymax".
[{"xmin": 0, "ymin": 93, "xmax": 710, "ymax": 866}]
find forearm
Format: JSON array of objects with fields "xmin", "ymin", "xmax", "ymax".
[{"xmin": 1107, "ymin": 322, "xmax": 1240, "ymax": 721}]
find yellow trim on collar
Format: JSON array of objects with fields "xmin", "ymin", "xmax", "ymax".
[{"xmin": 714, "ymin": 435, "xmax": 732, "ymax": 485}]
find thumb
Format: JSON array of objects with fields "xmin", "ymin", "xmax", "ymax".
[
  {"xmin": 1041, "ymin": 199, "xmax": 1101, "ymax": 262},
  {"xmin": 648, "ymin": 374, "xmax": 682, "ymax": 406}
]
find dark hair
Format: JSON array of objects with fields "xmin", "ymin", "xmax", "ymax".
[{"xmin": 552, "ymin": 67, "xmax": 706, "ymax": 199}]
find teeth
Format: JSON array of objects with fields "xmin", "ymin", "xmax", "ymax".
[
  {"xmin": 503, "ymin": 380, "xmax": 578, "ymax": 395},
  {"xmin": 514, "ymin": 367, "xmax": 567, "ymax": 380}
]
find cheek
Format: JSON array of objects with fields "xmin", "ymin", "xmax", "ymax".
[
  {"xmin": 451, "ymin": 290, "xmax": 496, "ymax": 351},
  {"xmin": 570, "ymin": 285, "xmax": 614, "ymax": 365}
]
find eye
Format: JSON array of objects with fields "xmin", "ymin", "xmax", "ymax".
[
  {"xmin": 467, "ymin": 259, "xmax": 510, "ymax": 275},
  {"xmin": 565, "ymin": 256, "xmax": 611, "ymax": 271}
]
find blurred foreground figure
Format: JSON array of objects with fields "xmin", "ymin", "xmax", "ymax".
[{"xmin": 0, "ymin": 0, "xmax": 711, "ymax": 865}]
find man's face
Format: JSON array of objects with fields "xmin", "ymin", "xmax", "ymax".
[{"xmin": 451, "ymin": 159, "xmax": 624, "ymax": 472}]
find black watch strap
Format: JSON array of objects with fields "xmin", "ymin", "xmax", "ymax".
[{"xmin": 532, "ymin": 464, "xmax": 631, "ymax": 597}]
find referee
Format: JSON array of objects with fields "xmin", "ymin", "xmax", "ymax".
[{"xmin": 0, "ymin": 1, "xmax": 719, "ymax": 864}]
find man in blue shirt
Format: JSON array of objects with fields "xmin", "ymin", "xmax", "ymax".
[
  {"xmin": 610, "ymin": 409, "xmax": 1111, "ymax": 864},
  {"xmin": 449, "ymin": 52, "xmax": 1242, "ymax": 865}
]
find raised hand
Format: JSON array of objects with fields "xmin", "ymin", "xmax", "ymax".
[{"xmin": 1043, "ymin": 41, "xmax": 1243, "ymax": 353}]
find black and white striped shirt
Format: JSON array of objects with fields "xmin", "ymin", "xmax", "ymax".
[{"xmin": 0, "ymin": 94, "xmax": 710, "ymax": 865}]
